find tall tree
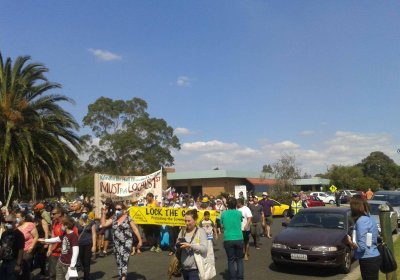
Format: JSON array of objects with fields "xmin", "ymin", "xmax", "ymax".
[
  {"xmin": 272, "ymin": 153, "xmax": 301, "ymax": 192},
  {"xmin": 82, "ymin": 97, "xmax": 180, "ymax": 175},
  {"xmin": 0, "ymin": 53, "xmax": 81, "ymax": 201},
  {"xmin": 358, "ymin": 151, "xmax": 400, "ymax": 190}
]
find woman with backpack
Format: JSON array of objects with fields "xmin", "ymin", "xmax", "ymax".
[{"xmin": 101, "ymin": 201, "xmax": 142, "ymax": 280}]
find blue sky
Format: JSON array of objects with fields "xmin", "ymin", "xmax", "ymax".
[{"xmin": 1, "ymin": 1, "xmax": 399, "ymax": 174}]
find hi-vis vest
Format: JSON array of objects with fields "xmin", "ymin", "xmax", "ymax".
[{"xmin": 291, "ymin": 200, "xmax": 303, "ymax": 215}]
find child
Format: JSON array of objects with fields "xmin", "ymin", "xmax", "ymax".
[
  {"xmin": 39, "ymin": 216, "xmax": 79, "ymax": 280},
  {"xmin": 199, "ymin": 211, "xmax": 218, "ymax": 243}
]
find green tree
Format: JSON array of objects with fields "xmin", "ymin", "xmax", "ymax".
[
  {"xmin": 82, "ymin": 97, "xmax": 180, "ymax": 175},
  {"xmin": 326, "ymin": 165, "xmax": 364, "ymax": 190},
  {"xmin": 0, "ymin": 53, "xmax": 81, "ymax": 201},
  {"xmin": 262, "ymin": 164, "xmax": 273, "ymax": 173},
  {"xmin": 358, "ymin": 151, "xmax": 400, "ymax": 190},
  {"xmin": 352, "ymin": 177, "xmax": 380, "ymax": 192}
]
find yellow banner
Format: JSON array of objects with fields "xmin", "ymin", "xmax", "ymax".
[{"xmin": 129, "ymin": 206, "xmax": 217, "ymax": 226}]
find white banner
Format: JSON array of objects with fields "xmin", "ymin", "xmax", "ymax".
[{"xmin": 94, "ymin": 169, "xmax": 162, "ymax": 217}]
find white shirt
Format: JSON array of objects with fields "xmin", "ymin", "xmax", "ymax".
[{"xmin": 238, "ymin": 206, "xmax": 253, "ymax": 231}]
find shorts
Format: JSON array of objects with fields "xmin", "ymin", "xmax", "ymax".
[
  {"xmin": 264, "ymin": 216, "xmax": 273, "ymax": 225},
  {"xmin": 242, "ymin": 231, "xmax": 250, "ymax": 245}
]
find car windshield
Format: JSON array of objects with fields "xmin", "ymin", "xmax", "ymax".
[
  {"xmin": 373, "ymin": 194, "xmax": 400, "ymax": 207},
  {"xmin": 289, "ymin": 212, "xmax": 345, "ymax": 229},
  {"xmin": 368, "ymin": 204, "xmax": 381, "ymax": 215}
]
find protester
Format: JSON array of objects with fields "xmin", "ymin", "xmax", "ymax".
[
  {"xmin": 214, "ymin": 198, "xmax": 226, "ymax": 235},
  {"xmin": 143, "ymin": 193, "xmax": 162, "ymax": 253},
  {"xmin": 33, "ymin": 206, "xmax": 49, "ymax": 279},
  {"xmin": 16, "ymin": 210, "xmax": 39, "ymax": 279},
  {"xmin": 76, "ymin": 206, "xmax": 97, "ymax": 280},
  {"xmin": 98, "ymin": 198, "xmax": 114, "ymax": 257},
  {"xmin": 40, "ymin": 215, "xmax": 79, "ymax": 280},
  {"xmin": 47, "ymin": 206, "xmax": 78, "ymax": 280},
  {"xmin": 128, "ymin": 199, "xmax": 142, "ymax": 257},
  {"xmin": 221, "ymin": 197, "xmax": 244, "ymax": 280},
  {"xmin": 199, "ymin": 211, "xmax": 218, "ymax": 243},
  {"xmin": 101, "ymin": 201, "xmax": 142, "ymax": 280},
  {"xmin": 177, "ymin": 209, "xmax": 208, "ymax": 280},
  {"xmin": 33, "ymin": 202, "xmax": 51, "ymax": 229},
  {"xmin": 236, "ymin": 198, "xmax": 252, "ymax": 261},
  {"xmin": 248, "ymin": 196, "xmax": 263, "ymax": 249},
  {"xmin": 348, "ymin": 197, "xmax": 381, "ymax": 280},
  {"xmin": 259, "ymin": 192, "xmax": 274, "ymax": 238},
  {"xmin": 0, "ymin": 214, "xmax": 24, "ymax": 280}
]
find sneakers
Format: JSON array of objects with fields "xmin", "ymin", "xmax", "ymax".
[
  {"xmin": 150, "ymin": 246, "xmax": 156, "ymax": 252},
  {"xmin": 155, "ymin": 247, "xmax": 162, "ymax": 253},
  {"xmin": 99, "ymin": 251, "xmax": 105, "ymax": 257}
]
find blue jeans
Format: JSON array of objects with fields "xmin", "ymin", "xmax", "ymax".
[
  {"xmin": 182, "ymin": 269, "xmax": 200, "ymax": 280},
  {"xmin": 223, "ymin": 240, "xmax": 244, "ymax": 280}
]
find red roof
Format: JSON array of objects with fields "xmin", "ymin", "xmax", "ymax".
[{"xmin": 246, "ymin": 178, "xmax": 277, "ymax": 186}]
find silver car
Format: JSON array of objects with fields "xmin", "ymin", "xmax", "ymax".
[
  {"xmin": 367, "ymin": 200, "xmax": 398, "ymax": 234},
  {"xmin": 372, "ymin": 191, "xmax": 400, "ymax": 227}
]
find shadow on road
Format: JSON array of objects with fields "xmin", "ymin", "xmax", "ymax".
[{"xmin": 269, "ymin": 262, "xmax": 349, "ymax": 277}]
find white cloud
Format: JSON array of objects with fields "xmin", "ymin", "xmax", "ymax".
[
  {"xmin": 172, "ymin": 131, "xmax": 399, "ymax": 175},
  {"xmin": 174, "ymin": 127, "xmax": 193, "ymax": 136},
  {"xmin": 176, "ymin": 76, "xmax": 191, "ymax": 87},
  {"xmin": 88, "ymin": 48, "xmax": 122, "ymax": 61}
]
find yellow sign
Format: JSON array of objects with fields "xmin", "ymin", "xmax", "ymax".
[
  {"xmin": 329, "ymin": 185, "xmax": 337, "ymax": 193},
  {"xmin": 129, "ymin": 206, "xmax": 217, "ymax": 226}
]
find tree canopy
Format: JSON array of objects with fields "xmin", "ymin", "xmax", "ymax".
[
  {"xmin": 0, "ymin": 53, "xmax": 81, "ymax": 201},
  {"xmin": 81, "ymin": 97, "xmax": 180, "ymax": 176}
]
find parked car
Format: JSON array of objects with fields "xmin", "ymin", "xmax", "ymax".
[
  {"xmin": 372, "ymin": 191, "xmax": 400, "ymax": 226},
  {"xmin": 342, "ymin": 190, "xmax": 358, "ymax": 197},
  {"xmin": 271, "ymin": 199, "xmax": 290, "ymax": 217},
  {"xmin": 310, "ymin": 192, "xmax": 336, "ymax": 204},
  {"xmin": 271, "ymin": 207, "xmax": 353, "ymax": 273},
  {"xmin": 306, "ymin": 195, "xmax": 325, "ymax": 207},
  {"xmin": 367, "ymin": 200, "xmax": 398, "ymax": 234}
]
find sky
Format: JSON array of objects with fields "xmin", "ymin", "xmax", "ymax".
[{"xmin": 1, "ymin": 1, "xmax": 399, "ymax": 175}]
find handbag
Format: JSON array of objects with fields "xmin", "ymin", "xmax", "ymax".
[
  {"xmin": 167, "ymin": 227, "xmax": 198, "ymax": 279},
  {"xmin": 378, "ymin": 241, "xmax": 397, "ymax": 273},
  {"xmin": 193, "ymin": 239, "xmax": 216, "ymax": 280}
]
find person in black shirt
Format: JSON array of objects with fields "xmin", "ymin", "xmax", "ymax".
[{"xmin": 0, "ymin": 214, "xmax": 25, "ymax": 280}]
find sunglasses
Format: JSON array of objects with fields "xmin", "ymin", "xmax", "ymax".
[
  {"xmin": 51, "ymin": 212, "xmax": 59, "ymax": 215},
  {"xmin": 82, "ymin": 212, "xmax": 88, "ymax": 214},
  {"xmin": 115, "ymin": 208, "xmax": 122, "ymax": 211}
]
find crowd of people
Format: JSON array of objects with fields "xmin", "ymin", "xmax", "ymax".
[{"xmin": 0, "ymin": 189, "xmax": 379, "ymax": 280}]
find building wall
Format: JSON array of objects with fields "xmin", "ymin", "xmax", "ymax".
[{"xmin": 168, "ymin": 178, "xmax": 247, "ymax": 196}]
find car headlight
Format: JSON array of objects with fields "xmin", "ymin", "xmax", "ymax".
[
  {"xmin": 272, "ymin": 243, "xmax": 288, "ymax": 249},
  {"xmin": 311, "ymin": 246, "xmax": 337, "ymax": 252}
]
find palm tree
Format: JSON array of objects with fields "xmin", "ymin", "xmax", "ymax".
[{"xmin": 0, "ymin": 53, "xmax": 81, "ymax": 202}]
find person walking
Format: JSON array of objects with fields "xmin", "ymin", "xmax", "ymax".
[
  {"xmin": 76, "ymin": 206, "xmax": 97, "ymax": 280},
  {"xmin": 259, "ymin": 192, "xmax": 274, "ymax": 238},
  {"xmin": 16, "ymin": 210, "xmax": 39, "ymax": 279},
  {"xmin": 347, "ymin": 197, "xmax": 381, "ymax": 280},
  {"xmin": 101, "ymin": 201, "xmax": 142, "ymax": 280},
  {"xmin": 248, "ymin": 196, "xmax": 263, "ymax": 249},
  {"xmin": 366, "ymin": 188, "xmax": 374, "ymax": 200},
  {"xmin": 236, "ymin": 198, "xmax": 252, "ymax": 261},
  {"xmin": 0, "ymin": 214, "xmax": 25, "ymax": 280},
  {"xmin": 176, "ymin": 209, "xmax": 209, "ymax": 280},
  {"xmin": 40, "ymin": 216, "xmax": 79, "ymax": 280},
  {"xmin": 221, "ymin": 197, "xmax": 244, "ymax": 280}
]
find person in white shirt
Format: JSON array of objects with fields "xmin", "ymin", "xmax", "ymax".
[{"xmin": 237, "ymin": 198, "xmax": 252, "ymax": 261}]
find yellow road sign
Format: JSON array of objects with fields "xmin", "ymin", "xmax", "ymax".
[{"xmin": 330, "ymin": 185, "xmax": 337, "ymax": 193}]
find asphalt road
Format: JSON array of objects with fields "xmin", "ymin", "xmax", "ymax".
[{"xmin": 33, "ymin": 217, "xmax": 365, "ymax": 280}]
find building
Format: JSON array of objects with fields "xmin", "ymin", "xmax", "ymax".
[
  {"xmin": 167, "ymin": 169, "xmax": 276, "ymax": 197},
  {"xmin": 166, "ymin": 169, "xmax": 330, "ymax": 196}
]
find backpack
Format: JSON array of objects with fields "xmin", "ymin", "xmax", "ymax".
[{"xmin": 0, "ymin": 233, "xmax": 15, "ymax": 260}]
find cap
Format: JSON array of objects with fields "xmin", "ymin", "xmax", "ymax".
[
  {"xmin": 34, "ymin": 203, "xmax": 45, "ymax": 211},
  {"xmin": 202, "ymin": 197, "xmax": 209, "ymax": 203},
  {"xmin": 262, "ymin": 192, "xmax": 268, "ymax": 196},
  {"xmin": 292, "ymin": 192, "xmax": 299, "ymax": 197},
  {"xmin": 253, "ymin": 196, "xmax": 259, "ymax": 200}
]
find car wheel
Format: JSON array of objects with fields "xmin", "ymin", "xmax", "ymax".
[
  {"xmin": 329, "ymin": 200, "xmax": 335, "ymax": 204},
  {"xmin": 282, "ymin": 210, "xmax": 288, "ymax": 217},
  {"xmin": 341, "ymin": 247, "xmax": 352, "ymax": 274}
]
